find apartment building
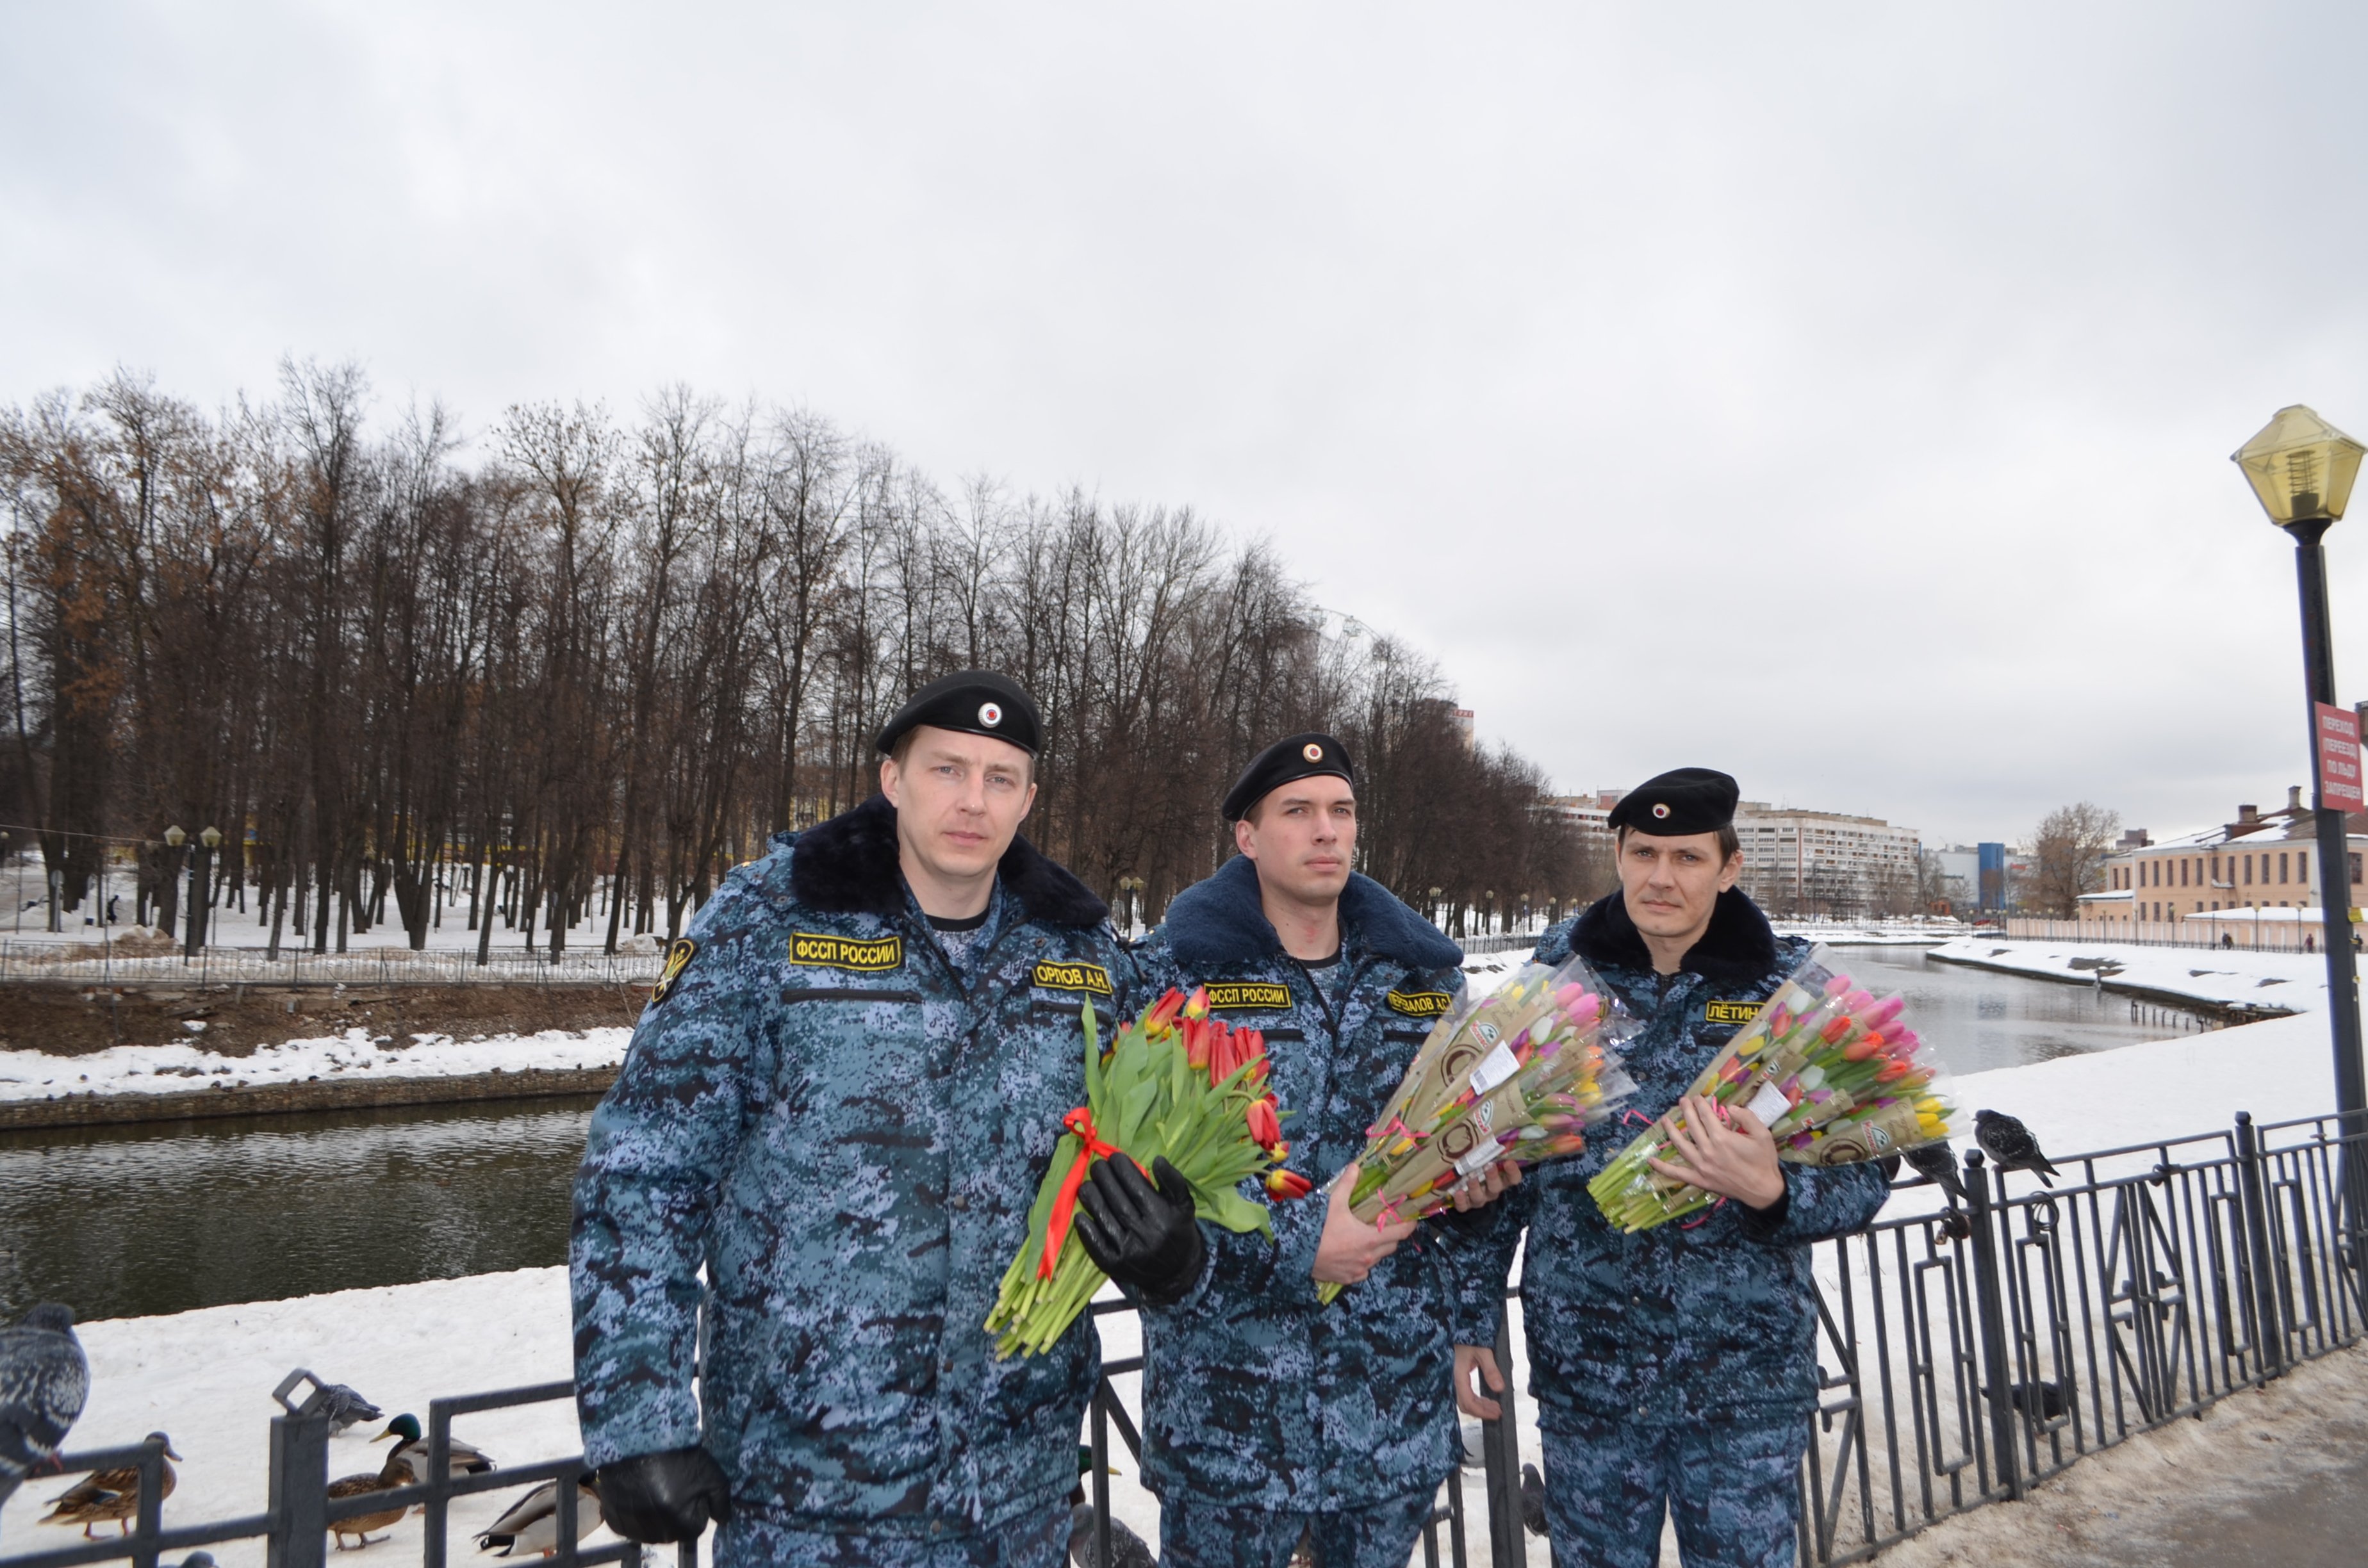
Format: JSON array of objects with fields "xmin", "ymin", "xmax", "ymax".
[{"xmin": 2076, "ymin": 787, "xmax": 2368, "ymax": 936}]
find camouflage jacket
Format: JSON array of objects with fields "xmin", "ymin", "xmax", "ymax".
[
  {"xmin": 1130, "ymin": 854, "xmax": 1476, "ymax": 1511},
  {"xmin": 570, "ymin": 795, "xmax": 1134, "ymax": 1537},
  {"xmin": 1454, "ymin": 888, "xmax": 1891, "ymax": 1426}
]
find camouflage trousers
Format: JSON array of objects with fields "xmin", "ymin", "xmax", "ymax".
[
  {"xmin": 718, "ymin": 1504, "xmax": 1068, "ymax": 1568},
  {"xmin": 1160, "ymin": 1489, "xmax": 1438, "ymax": 1568},
  {"xmin": 1536, "ymin": 1412, "xmax": 1805, "ymax": 1568}
]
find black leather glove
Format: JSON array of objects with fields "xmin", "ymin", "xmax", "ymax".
[
  {"xmin": 1074, "ymin": 1155, "xmax": 1206, "ymax": 1307},
  {"xmin": 596, "ymin": 1446, "xmax": 734, "ymax": 1544}
]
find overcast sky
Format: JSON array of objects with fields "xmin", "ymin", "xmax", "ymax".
[{"xmin": 7, "ymin": 3, "xmax": 2368, "ymax": 845}]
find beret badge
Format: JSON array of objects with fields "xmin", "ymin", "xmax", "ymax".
[
  {"xmin": 1652, "ymin": 803, "xmax": 1671, "ymax": 819},
  {"xmin": 1303, "ymin": 742, "xmax": 1324, "ymax": 762},
  {"xmin": 979, "ymin": 701, "xmax": 1003, "ymax": 728}
]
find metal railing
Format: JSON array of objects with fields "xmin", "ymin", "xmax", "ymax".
[
  {"xmin": 6, "ymin": 1110, "xmax": 2362, "ymax": 1568},
  {"xmin": 2005, "ymin": 915, "xmax": 2355, "ymax": 954},
  {"xmin": 0, "ymin": 942, "xmax": 666, "ymax": 990}
]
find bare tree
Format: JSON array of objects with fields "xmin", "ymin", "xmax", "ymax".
[{"xmin": 2026, "ymin": 803, "xmax": 2121, "ymax": 917}]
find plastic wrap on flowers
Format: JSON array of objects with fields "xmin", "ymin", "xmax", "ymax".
[
  {"xmin": 1588, "ymin": 945, "xmax": 1960, "ymax": 1233},
  {"xmin": 1315, "ymin": 954, "xmax": 1638, "ymax": 1303}
]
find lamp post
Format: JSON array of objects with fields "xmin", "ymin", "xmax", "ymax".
[
  {"xmin": 161, "ymin": 826, "xmax": 186, "ymax": 943},
  {"xmin": 1117, "ymin": 876, "xmax": 1144, "ymax": 939},
  {"xmin": 185, "ymin": 826, "xmax": 222, "ymax": 958},
  {"xmin": 2233, "ymin": 404, "xmax": 2368, "ymax": 1252},
  {"xmin": 1427, "ymin": 886, "xmax": 1443, "ymax": 931}
]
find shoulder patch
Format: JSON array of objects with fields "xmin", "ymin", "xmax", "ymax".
[
  {"xmin": 1203, "ymin": 980, "xmax": 1294, "ymax": 1011},
  {"xmin": 1705, "ymin": 999, "xmax": 1764, "ymax": 1025},
  {"xmin": 789, "ymin": 931, "xmax": 904, "ymax": 972},
  {"xmin": 1032, "ymin": 958, "xmax": 1114, "ymax": 997},
  {"xmin": 1386, "ymin": 987, "xmax": 1453, "ymax": 1018},
  {"xmin": 649, "ymin": 936, "xmax": 698, "ymax": 1006}
]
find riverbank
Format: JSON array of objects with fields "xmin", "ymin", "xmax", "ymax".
[
  {"xmin": 0, "ymin": 1026, "xmax": 631, "ymax": 1129},
  {"xmin": 1927, "ymin": 936, "xmax": 2323, "ymax": 1017}
]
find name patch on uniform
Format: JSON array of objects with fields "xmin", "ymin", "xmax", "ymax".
[
  {"xmin": 1705, "ymin": 1000, "xmax": 1764, "ymax": 1025},
  {"xmin": 1386, "ymin": 988, "xmax": 1453, "ymax": 1018},
  {"xmin": 1032, "ymin": 959, "xmax": 1114, "ymax": 997},
  {"xmin": 788, "ymin": 931, "xmax": 904, "ymax": 972},
  {"xmin": 1203, "ymin": 981, "xmax": 1293, "ymax": 1011},
  {"xmin": 649, "ymin": 937, "xmax": 697, "ymax": 1006}
]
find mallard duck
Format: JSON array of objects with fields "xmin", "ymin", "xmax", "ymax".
[
  {"xmin": 38, "ymin": 1432, "xmax": 180, "ymax": 1538},
  {"xmin": 372, "ymin": 1413, "xmax": 494, "ymax": 1483},
  {"xmin": 475, "ymin": 1476, "xmax": 602, "ymax": 1557},
  {"xmin": 1065, "ymin": 1446, "xmax": 1153, "ymax": 1568},
  {"xmin": 326, "ymin": 1453, "xmax": 409, "ymax": 1551},
  {"xmin": 1, "ymin": 1302, "xmax": 89, "ymax": 1510}
]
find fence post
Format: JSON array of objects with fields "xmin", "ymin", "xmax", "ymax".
[
  {"xmin": 129, "ymin": 1433, "xmax": 166, "ymax": 1568},
  {"xmin": 1962, "ymin": 1150, "xmax": 2022, "ymax": 1501},
  {"xmin": 2233, "ymin": 1111, "xmax": 2287, "ymax": 1380},
  {"xmin": 267, "ymin": 1410, "xmax": 331, "ymax": 1568},
  {"xmin": 1477, "ymin": 1301, "xmax": 1527, "ymax": 1568}
]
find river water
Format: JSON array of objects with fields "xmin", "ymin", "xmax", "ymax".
[{"xmin": 0, "ymin": 949, "xmax": 2210, "ymax": 1321}]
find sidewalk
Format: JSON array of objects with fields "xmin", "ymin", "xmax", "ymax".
[{"xmin": 1868, "ymin": 1339, "xmax": 2368, "ymax": 1567}]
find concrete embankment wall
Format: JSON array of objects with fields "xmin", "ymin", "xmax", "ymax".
[{"xmin": 0, "ymin": 1063, "xmax": 618, "ymax": 1130}]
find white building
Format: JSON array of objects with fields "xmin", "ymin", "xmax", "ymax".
[{"xmin": 1734, "ymin": 803, "xmax": 1922, "ymax": 916}]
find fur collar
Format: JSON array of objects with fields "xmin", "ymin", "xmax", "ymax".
[
  {"xmin": 1570, "ymin": 886, "xmax": 1777, "ymax": 987},
  {"xmin": 1161, "ymin": 853, "xmax": 1463, "ymax": 971},
  {"xmin": 787, "ymin": 794, "xmax": 1108, "ymax": 928}
]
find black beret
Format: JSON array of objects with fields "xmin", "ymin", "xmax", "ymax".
[
  {"xmin": 1222, "ymin": 732, "xmax": 1355, "ymax": 822},
  {"xmin": 1605, "ymin": 767, "xmax": 1739, "ymax": 837},
  {"xmin": 876, "ymin": 670, "xmax": 1043, "ymax": 757}
]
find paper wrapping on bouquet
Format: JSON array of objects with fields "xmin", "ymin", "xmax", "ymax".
[
  {"xmin": 1323, "ymin": 954, "xmax": 1638, "ymax": 1257},
  {"xmin": 1588, "ymin": 945, "xmax": 1962, "ymax": 1233},
  {"xmin": 985, "ymin": 988, "xmax": 1298, "ymax": 1357}
]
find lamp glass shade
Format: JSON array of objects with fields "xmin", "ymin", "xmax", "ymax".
[
  {"xmin": 2232, "ymin": 404, "xmax": 2365, "ymax": 525},
  {"xmin": 200, "ymin": 826, "xmax": 222, "ymax": 849},
  {"xmin": 164, "ymin": 826, "xmax": 186, "ymax": 847}
]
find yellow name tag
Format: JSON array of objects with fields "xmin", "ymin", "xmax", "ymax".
[
  {"xmin": 1032, "ymin": 960, "xmax": 1114, "ymax": 997},
  {"xmin": 789, "ymin": 932, "xmax": 904, "ymax": 972},
  {"xmin": 1386, "ymin": 988, "xmax": 1452, "ymax": 1018},
  {"xmin": 1204, "ymin": 981, "xmax": 1293, "ymax": 1011},
  {"xmin": 1706, "ymin": 1000, "xmax": 1764, "ymax": 1025}
]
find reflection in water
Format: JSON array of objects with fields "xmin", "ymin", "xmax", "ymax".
[
  {"xmin": 0, "ymin": 953, "xmax": 2217, "ymax": 1321},
  {"xmin": 1834, "ymin": 947, "xmax": 2205, "ymax": 1074},
  {"xmin": 0, "ymin": 1096, "xmax": 599, "ymax": 1323}
]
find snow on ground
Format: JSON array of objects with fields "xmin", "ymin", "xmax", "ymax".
[
  {"xmin": 0, "ymin": 1027, "xmax": 632, "ymax": 1104},
  {"xmin": 1927, "ymin": 936, "xmax": 2327, "ymax": 1015}
]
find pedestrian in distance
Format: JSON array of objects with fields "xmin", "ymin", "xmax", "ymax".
[
  {"xmin": 1102, "ymin": 732, "xmax": 1518, "ymax": 1568},
  {"xmin": 571, "ymin": 671, "xmax": 1135, "ymax": 1567},
  {"xmin": 1454, "ymin": 768, "xmax": 1891, "ymax": 1568}
]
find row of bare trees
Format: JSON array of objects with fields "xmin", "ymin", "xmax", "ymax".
[{"xmin": 0, "ymin": 363, "xmax": 1608, "ymax": 956}]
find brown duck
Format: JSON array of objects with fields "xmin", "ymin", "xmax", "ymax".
[
  {"xmin": 325, "ymin": 1451, "xmax": 411, "ymax": 1551},
  {"xmin": 38, "ymin": 1432, "xmax": 181, "ymax": 1538}
]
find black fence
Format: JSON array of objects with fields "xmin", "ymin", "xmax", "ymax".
[{"xmin": 6, "ymin": 1110, "xmax": 2362, "ymax": 1568}]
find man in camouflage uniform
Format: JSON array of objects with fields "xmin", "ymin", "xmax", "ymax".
[
  {"xmin": 1090, "ymin": 733, "xmax": 1517, "ymax": 1568},
  {"xmin": 571, "ymin": 671, "xmax": 1133, "ymax": 1567},
  {"xmin": 1452, "ymin": 768, "xmax": 1891, "ymax": 1568}
]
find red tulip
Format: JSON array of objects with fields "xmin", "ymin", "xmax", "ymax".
[{"xmin": 1247, "ymin": 1097, "xmax": 1282, "ymax": 1148}]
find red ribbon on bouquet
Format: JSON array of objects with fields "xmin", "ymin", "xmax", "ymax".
[{"xmin": 1040, "ymin": 1107, "xmax": 1128, "ymax": 1279}]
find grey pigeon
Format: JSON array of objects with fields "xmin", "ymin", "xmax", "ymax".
[
  {"xmin": 0, "ymin": 1303, "xmax": 90, "ymax": 1510},
  {"xmin": 1458, "ymin": 1419, "xmax": 1486, "ymax": 1468},
  {"xmin": 1519, "ymin": 1462, "xmax": 1549, "ymax": 1538},
  {"xmin": 1902, "ymin": 1144, "xmax": 1968, "ymax": 1208},
  {"xmin": 177, "ymin": 1556, "xmax": 217, "ymax": 1567},
  {"xmin": 269, "ymin": 1368, "xmax": 381, "ymax": 1433},
  {"xmin": 1975, "ymin": 1110, "xmax": 2060, "ymax": 1187}
]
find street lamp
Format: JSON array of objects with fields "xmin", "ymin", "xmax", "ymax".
[
  {"xmin": 1427, "ymin": 886, "xmax": 1443, "ymax": 929},
  {"xmin": 2233, "ymin": 404, "xmax": 2368, "ymax": 1253},
  {"xmin": 1117, "ymin": 876, "xmax": 1144, "ymax": 938},
  {"xmin": 185, "ymin": 826, "xmax": 221, "ymax": 958},
  {"xmin": 161, "ymin": 826, "xmax": 187, "ymax": 942}
]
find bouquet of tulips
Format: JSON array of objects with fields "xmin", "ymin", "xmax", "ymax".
[
  {"xmin": 1316, "ymin": 956, "xmax": 1637, "ymax": 1303},
  {"xmin": 1589, "ymin": 949, "xmax": 1958, "ymax": 1233},
  {"xmin": 987, "ymin": 987, "xmax": 1303, "ymax": 1357}
]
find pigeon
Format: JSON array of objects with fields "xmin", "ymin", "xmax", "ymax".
[
  {"xmin": 1980, "ymin": 1378, "xmax": 2072, "ymax": 1421},
  {"xmin": 177, "ymin": 1555, "xmax": 217, "ymax": 1567},
  {"xmin": 1902, "ymin": 1144, "xmax": 1968, "ymax": 1209},
  {"xmin": 270, "ymin": 1370, "xmax": 382, "ymax": 1433},
  {"xmin": 1, "ymin": 1303, "xmax": 90, "ymax": 1511},
  {"xmin": 1519, "ymin": 1462, "xmax": 1549, "ymax": 1539},
  {"xmin": 1975, "ymin": 1111, "xmax": 2060, "ymax": 1187},
  {"xmin": 1458, "ymin": 1419, "xmax": 1486, "ymax": 1468}
]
